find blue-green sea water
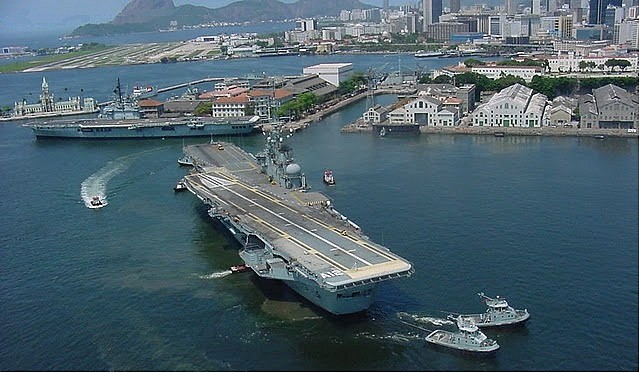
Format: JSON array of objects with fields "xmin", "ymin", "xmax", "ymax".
[{"xmin": 0, "ymin": 53, "xmax": 638, "ymax": 371}]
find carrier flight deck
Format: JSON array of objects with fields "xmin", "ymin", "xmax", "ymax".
[{"xmin": 181, "ymin": 133, "xmax": 413, "ymax": 315}]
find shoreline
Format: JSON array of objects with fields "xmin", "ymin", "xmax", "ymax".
[
  {"xmin": 418, "ymin": 126, "xmax": 639, "ymax": 138},
  {"xmin": 340, "ymin": 119, "xmax": 638, "ymax": 138},
  {"xmin": 288, "ymin": 94, "xmax": 640, "ymax": 139}
]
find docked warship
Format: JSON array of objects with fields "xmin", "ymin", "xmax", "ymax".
[
  {"xmin": 180, "ymin": 126, "xmax": 414, "ymax": 315},
  {"xmin": 25, "ymin": 78, "xmax": 258, "ymax": 139}
]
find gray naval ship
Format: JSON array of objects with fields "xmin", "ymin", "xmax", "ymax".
[
  {"xmin": 453, "ymin": 292, "xmax": 530, "ymax": 327},
  {"xmin": 25, "ymin": 78, "xmax": 258, "ymax": 139},
  {"xmin": 180, "ymin": 126, "xmax": 414, "ymax": 315},
  {"xmin": 425, "ymin": 315, "xmax": 500, "ymax": 354}
]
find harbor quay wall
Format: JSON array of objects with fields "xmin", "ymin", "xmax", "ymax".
[
  {"xmin": 419, "ymin": 126, "xmax": 639, "ymax": 138},
  {"xmin": 342, "ymin": 121, "xmax": 639, "ymax": 138}
]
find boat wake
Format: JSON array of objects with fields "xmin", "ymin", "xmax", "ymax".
[
  {"xmin": 357, "ymin": 331, "xmax": 422, "ymax": 343},
  {"xmin": 198, "ymin": 270, "xmax": 232, "ymax": 279},
  {"xmin": 397, "ymin": 312, "xmax": 454, "ymax": 326},
  {"xmin": 80, "ymin": 148, "xmax": 164, "ymax": 209}
]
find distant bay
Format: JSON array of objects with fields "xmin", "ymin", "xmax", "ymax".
[
  {"xmin": 0, "ymin": 22, "xmax": 296, "ymax": 50},
  {"xmin": 0, "ymin": 31, "xmax": 637, "ymax": 371}
]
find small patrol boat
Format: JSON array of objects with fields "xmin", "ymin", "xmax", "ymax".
[
  {"xmin": 177, "ymin": 156, "xmax": 194, "ymax": 167},
  {"xmin": 323, "ymin": 169, "xmax": 335, "ymax": 185},
  {"xmin": 174, "ymin": 180, "xmax": 187, "ymax": 192},
  {"xmin": 230, "ymin": 264, "xmax": 249, "ymax": 273},
  {"xmin": 454, "ymin": 292, "xmax": 530, "ymax": 327},
  {"xmin": 88, "ymin": 196, "xmax": 107, "ymax": 209},
  {"xmin": 425, "ymin": 315, "xmax": 499, "ymax": 354}
]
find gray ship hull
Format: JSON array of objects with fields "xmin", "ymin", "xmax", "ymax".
[
  {"xmin": 285, "ymin": 279, "xmax": 377, "ymax": 315},
  {"xmin": 425, "ymin": 330, "xmax": 499, "ymax": 354},
  {"xmin": 27, "ymin": 116, "xmax": 259, "ymax": 139},
  {"xmin": 214, "ymin": 206, "xmax": 381, "ymax": 315},
  {"xmin": 458, "ymin": 311, "xmax": 530, "ymax": 327}
]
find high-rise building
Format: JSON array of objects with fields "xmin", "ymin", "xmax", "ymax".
[
  {"xmin": 423, "ymin": 0, "xmax": 443, "ymax": 27},
  {"xmin": 615, "ymin": 19, "xmax": 639, "ymax": 47},
  {"xmin": 451, "ymin": 0, "xmax": 461, "ymax": 13},
  {"xmin": 296, "ymin": 19, "xmax": 318, "ymax": 31},
  {"xmin": 383, "ymin": 0, "xmax": 389, "ymax": 10},
  {"xmin": 506, "ymin": 0, "xmax": 517, "ymax": 14},
  {"xmin": 533, "ymin": 0, "xmax": 542, "ymax": 14},
  {"xmin": 406, "ymin": 13, "xmax": 422, "ymax": 33},
  {"xmin": 588, "ymin": 0, "xmax": 622, "ymax": 24}
]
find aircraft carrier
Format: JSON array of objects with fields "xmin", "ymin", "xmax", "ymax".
[{"xmin": 181, "ymin": 127, "xmax": 414, "ymax": 315}]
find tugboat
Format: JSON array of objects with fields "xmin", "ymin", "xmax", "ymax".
[
  {"xmin": 88, "ymin": 195, "xmax": 107, "ymax": 209},
  {"xmin": 323, "ymin": 169, "xmax": 335, "ymax": 185},
  {"xmin": 425, "ymin": 315, "xmax": 499, "ymax": 354},
  {"xmin": 454, "ymin": 292, "xmax": 530, "ymax": 327}
]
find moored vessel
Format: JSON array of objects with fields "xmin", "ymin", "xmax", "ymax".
[
  {"xmin": 425, "ymin": 315, "xmax": 499, "ymax": 354},
  {"xmin": 25, "ymin": 116, "xmax": 259, "ymax": 139},
  {"xmin": 24, "ymin": 78, "xmax": 260, "ymax": 139},
  {"xmin": 453, "ymin": 292, "xmax": 530, "ymax": 327},
  {"xmin": 414, "ymin": 51, "xmax": 445, "ymax": 58},
  {"xmin": 132, "ymin": 85, "xmax": 156, "ymax": 99}
]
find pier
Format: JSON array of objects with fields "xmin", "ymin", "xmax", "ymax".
[{"xmin": 155, "ymin": 77, "xmax": 225, "ymax": 93}]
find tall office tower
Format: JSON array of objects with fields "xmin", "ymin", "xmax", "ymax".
[
  {"xmin": 533, "ymin": 0, "xmax": 541, "ymax": 14},
  {"xmin": 451, "ymin": 0, "xmax": 461, "ymax": 12},
  {"xmin": 506, "ymin": 0, "xmax": 517, "ymax": 14},
  {"xmin": 406, "ymin": 13, "xmax": 421, "ymax": 33},
  {"xmin": 383, "ymin": 0, "xmax": 389, "ymax": 9},
  {"xmin": 423, "ymin": 0, "xmax": 443, "ymax": 27},
  {"xmin": 589, "ymin": 0, "xmax": 622, "ymax": 23}
]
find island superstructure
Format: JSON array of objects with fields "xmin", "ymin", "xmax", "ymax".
[{"xmin": 181, "ymin": 127, "xmax": 414, "ymax": 315}]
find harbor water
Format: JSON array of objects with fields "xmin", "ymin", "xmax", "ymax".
[{"xmin": 0, "ymin": 51, "xmax": 638, "ymax": 371}]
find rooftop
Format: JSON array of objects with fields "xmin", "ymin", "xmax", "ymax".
[{"xmin": 304, "ymin": 63, "xmax": 353, "ymax": 69}]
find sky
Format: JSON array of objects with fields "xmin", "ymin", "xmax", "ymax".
[{"xmin": 0, "ymin": 0, "xmax": 395, "ymax": 36}]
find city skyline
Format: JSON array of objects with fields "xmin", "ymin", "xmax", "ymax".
[{"xmin": 0, "ymin": 0, "xmax": 417, "ymax": 36}]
